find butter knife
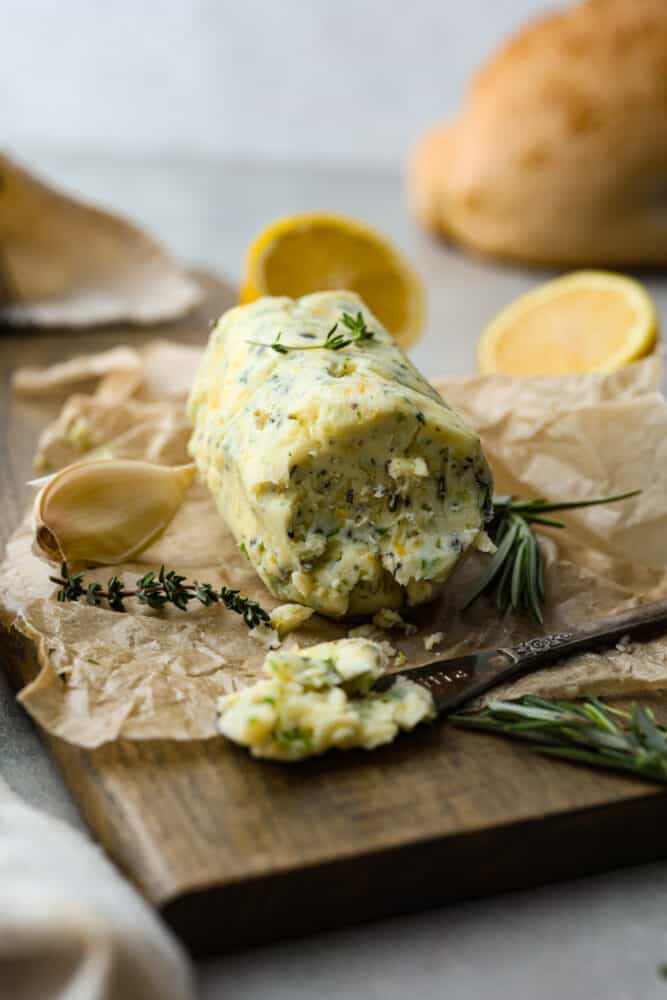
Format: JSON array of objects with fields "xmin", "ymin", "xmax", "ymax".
[{"xmin": 376, "ymin": 599, "xmax": 667, "ymax": 714}]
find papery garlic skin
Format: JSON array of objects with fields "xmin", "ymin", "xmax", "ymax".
[{"xmin": 32, "ymin": 459, "xmax": 195, "ymax": 566}]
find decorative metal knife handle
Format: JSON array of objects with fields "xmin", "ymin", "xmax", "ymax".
[
  {"xmin": 392, "ymin": 596, "xmax": 667, "ymax": 714},
  {"xmin": 508, "ymin": 632, "xmax": 574, "ymax": 659}
]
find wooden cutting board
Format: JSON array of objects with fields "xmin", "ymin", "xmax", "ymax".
[{"xmin": 2, "ymin": 291, "xmax": 667, "ymax": 955}]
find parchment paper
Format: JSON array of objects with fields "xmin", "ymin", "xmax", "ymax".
[
  {"xmin": 2, "ymin": 343, "xmax": 667, "ymax": 748},
  {"xmin": 0, "ymin": 153, "xmax": 201, "ymax": 327}
]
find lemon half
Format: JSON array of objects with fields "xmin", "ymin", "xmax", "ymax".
[
  {"xmin": 240, "ymin": 212, "xmax": 425, "ymax": 348},
  {"xmin": 478, "ymin": 271, "xmax": 658, "ymax": 376}
]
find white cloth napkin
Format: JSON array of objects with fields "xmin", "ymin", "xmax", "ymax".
[{"xmin": 0, "ymin": 776, "xmax": 195, "ymax": 1000}]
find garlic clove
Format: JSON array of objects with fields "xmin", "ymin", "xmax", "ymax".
[{"xmin": 33, "ymin": 459, "xmax": 195, "ymax": 565}]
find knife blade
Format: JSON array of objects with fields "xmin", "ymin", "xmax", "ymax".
[{"xmin": 375, "ymin": 597, "xmax": 667, "ymax": 714}]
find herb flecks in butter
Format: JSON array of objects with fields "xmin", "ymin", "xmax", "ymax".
[
  {"xmin": 188, "ymin": 291, "xmax": 493, "ymax": 618},
  {"xmin": 217, "ymin": 638, "xmax": 435, "ymax": 761}
]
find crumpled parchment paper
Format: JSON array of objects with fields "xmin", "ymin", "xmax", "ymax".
[
  {"xmin": 0, "ymin": 153, "xmax": 201, "ymax": 326},
  {"xmin": 2, "ymin": 343, "xmax": 667, "ymax": 748}
]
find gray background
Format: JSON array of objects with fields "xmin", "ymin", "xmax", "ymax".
[
  {"xmin": 4, "ymin": 1, "xmax": 667, "ymax": 998},
  {"xmin": 4, "ymin": 0, "xmax": 549, "ymax": 167}
]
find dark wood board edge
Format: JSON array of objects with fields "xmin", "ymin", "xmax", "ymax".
[
  {"xmin": 0, "ymin": 621, "xmax": 177, "ymax": 900},
  {"xmin": 164, "ymin": 790, "xmax": 667, "ymax": 955},
  {"xmin": 4, "ymin": 614, "xmax": 667, "ymax": 955}
]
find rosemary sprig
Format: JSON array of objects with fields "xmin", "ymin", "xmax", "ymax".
[
  {"xmin": 248, "ymin": 310, "xmax": 375, "ymax": 354},
  {"xmin": 464, "ymin": 490, "xmax": 641, "ymax": 624},
  {"xmin": 451, "ymin": 695, "xmax": 667, "ymax": 785},
  {"xmin": 50, "ymin": 562, "xmax": 270, "ymax": 630}
]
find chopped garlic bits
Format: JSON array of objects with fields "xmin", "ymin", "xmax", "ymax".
[
  {"xmin": 217, "ymin": 638, "xmax": 435, "ymax": 761},
  {"xmin": 388, "ymin": 456, "xmax": 429, "ymax": 479},
  {"xmin": 32, "ymin": 459, "xmax": 194, "ymax": 565}
]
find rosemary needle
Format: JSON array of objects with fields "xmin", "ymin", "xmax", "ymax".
[
  {"xmin": 451, "ymin": 695, "xmax": 667, "ymax": 785},
  {"xmin": 464, "ymin": 490, "xmax": 641, "ymax": 623}
]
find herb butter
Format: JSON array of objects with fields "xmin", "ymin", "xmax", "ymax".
[
  {"xmin": 188, "ymin": 291, "xmax": 492, "ymax": 617},
  {"xmin": 217, "ymin": 638, "xmax": 435, "ymax": 761},
  {"xmin": 269, "ymin": 602, "xmax": 315, "ymax": 637}
]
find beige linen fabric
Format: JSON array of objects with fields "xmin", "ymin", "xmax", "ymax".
[{"xmin": 0, "ymin": 776, "xmax": 194, "ymax": 1000}]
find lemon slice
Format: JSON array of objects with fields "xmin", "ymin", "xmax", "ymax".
[
  {"xmin": 240, "ymin": 212, "xmax": 425, "ymax": 347},
  {"xmin": 478, "ymin": 271, "xmax": 658, "ymax": 376}
]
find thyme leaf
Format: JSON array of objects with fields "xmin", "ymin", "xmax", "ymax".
[
  {"xmin": 51, "ymin": 562, "xmax": 270, "ymax": 630},
  {"xmin": 247, "ymin": 311, "xmax": 375, "ymax": 355}
]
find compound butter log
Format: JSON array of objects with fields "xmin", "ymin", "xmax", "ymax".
[{"xmin": 188, "ymin": 291, "xmax": 492, "ymax": 617}]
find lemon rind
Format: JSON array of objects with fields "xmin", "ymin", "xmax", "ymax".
[{"xmin": 477, "ymin": 270, "xmax": 658, "ymax": 376}]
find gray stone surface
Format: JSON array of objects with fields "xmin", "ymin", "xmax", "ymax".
[
  {"xmin": 2, "ymin": 154, "xmax": 667, "ymax": 999},
  {"xmin": 199, "ymin": 863, "xmax": 667, "ymax": 1000},
  {"xmin": 0, "ymin": 667, "xmax": 81, "ymax": 827}
]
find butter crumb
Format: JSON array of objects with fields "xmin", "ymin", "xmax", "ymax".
[
  {"xmin": 475, "ymin": 531, "xmax": 496, "ymax": 555},
  {"xmin": 269, "ymin": 603, "xmax": 315, "ymax": 637},
  {"xmin": 376, "ymin": 639, "xmax": 399, "ymax": 659},
  {"xmin": 372, "ymin": 608, "xmax": 417, "ymax": 635},
  {"xmin": 423, "ymin": 632, "xmax": 445, "ymax": 652},
  {"xmin": 250, "ymin": 624, "xmax": 281, "ymax": 649},
  {"xmin": 347, "ymin": 623, "xmax": 379, "ymax": 640},
  {"xmin": 347, "ymin": 624, "xmax": 402, "ymax": 661},
  {"xmin": 615, "ymin": 633, "xmax": 634, "ymax": 653}
]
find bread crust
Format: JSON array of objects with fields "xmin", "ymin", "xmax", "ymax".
[{"xmin": 409, "ymin": 0, "xmax": 667, "ymax": 267}]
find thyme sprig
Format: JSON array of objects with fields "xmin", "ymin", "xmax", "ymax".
[
  {"xmin": 248, "ymin": 310, "xmax": 375, "ymax": 355},
  {"xmin": 451, "ymin": 695, "xmax": 667, "ymax": 785},
  {"xmin": 50, "ymin": 562, "xmax": 270, "ymax": 630},
  {"xmin": 464, "ymin": 490, "xmax": 641, "ymax": 624}
]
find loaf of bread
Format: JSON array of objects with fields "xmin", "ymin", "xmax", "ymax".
[{"xmin": 409, "ymin": 0, "xmax": 667, "ymax": 267}]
